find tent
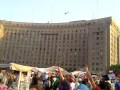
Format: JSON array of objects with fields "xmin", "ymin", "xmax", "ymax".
[{"xmin": 10, "ymin": 63, "xmax": 35, "ymax": 90}]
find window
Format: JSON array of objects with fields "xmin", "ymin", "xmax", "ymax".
[
  {"xmin": 71, "ymin": 34, "xmax": 73, "ymax": 40},
  {"xmin": 96, "ymin": 68, "xmax": 99, "ymax": 71},
  {"xmin": 97, "ymin": 37, "xmax": 99, "ymax": 40},
  {"xmin": 96, "ymin": 42, "xmax": 99, "ymax": 45},
  {"xmin": 96, "ymin": 63, "xmax": 99, "ymax": 65},
  {"xmin": 67, "ymin": 34, "xmax": 69, "ymax": 40},
  {"xmin": 92, "ymin": 63, "xmax": 95, "ymax": 66},
  {"xmin": 97, "ymin": 32, "xmax": 99, "ymax": 35}
]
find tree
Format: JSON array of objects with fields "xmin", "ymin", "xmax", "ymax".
[{"xmin": 110, "ymin": 64, "xmax": 120, "ymax": 74}]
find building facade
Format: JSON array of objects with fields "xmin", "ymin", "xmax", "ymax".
[
  {"xmin": 0, "ymin": 17, "xmax": 120, "ymax": 73},
  {"xmin": 118, "ymin": 32, "xmax": 120, "ymax": 64}
]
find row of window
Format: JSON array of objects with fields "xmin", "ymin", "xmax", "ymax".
[
  {"xmin": 92, "ymin": 68, "xmax": 103, "ymax": 71},
  {"xmin": 5, "ymin": 22, "xmax": 104, "ymax": 28},
  {"xmin": 5, "ymin": 29, "xmax": 88, "ymax": 34},
  {"xmin": 92, "ymin": 62, "xmax": 103, "ymax": 66}
]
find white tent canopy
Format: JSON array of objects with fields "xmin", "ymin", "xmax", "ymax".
[
  {"xmin": 71, "ymin": 71, "xmax": 86, "ymax": 75},
  {"xmin": 35, "ymin": 68, "xmax": 48, "ymax": 73},
  {"xmin": 10, "ymin": 63, "xmax": 35, "ymax": 72},
  {"xmin": 0, "ymin": 63, "xmax": 35, "ymax": 72}
]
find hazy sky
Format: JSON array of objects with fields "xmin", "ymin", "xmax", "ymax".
[{"xmin": 0, "ymin": 0, "xmax": 120, "ymax": 24}]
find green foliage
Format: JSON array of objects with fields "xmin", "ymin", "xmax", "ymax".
[{"xmin": 110, "ymin": 64, "xmax": 120, "ymax": 73}]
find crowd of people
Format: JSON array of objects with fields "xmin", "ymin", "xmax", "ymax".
[
  {"xmin": 30, "ymin": 66, "xmax": 120, "ymax": 90},
  {"xmin": 0, "ymin": 66, "xmax": 120, "ymax": 90}
]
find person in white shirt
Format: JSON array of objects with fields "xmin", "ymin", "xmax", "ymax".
[{"xmin": 70, "ymin": 82, "xmax": 75, "ymax": 90}]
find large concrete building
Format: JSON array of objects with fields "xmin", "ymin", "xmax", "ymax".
[
  {"xmin": 118, "ymin": 32, "xmax": 120, "ymax": 64},
  {"xmin": 0, "ymin": 17, "xmax": 120, "ymax": 73}
]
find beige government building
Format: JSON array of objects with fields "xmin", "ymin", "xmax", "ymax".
[{"xmin": 0, "ymin": 17, "xmax": 120, "ymax": 73}]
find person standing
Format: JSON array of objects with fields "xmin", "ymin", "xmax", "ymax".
[
  {"xmin": 85, "ymin": 65, "xmax": 101, "ymax": 90},
  {"xmin": 31, "ymin": 72, "xmax": 41, "ymax": 87}
]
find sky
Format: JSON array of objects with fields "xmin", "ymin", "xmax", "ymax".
[{"xmin": 0, "ymin": 0, "xmax": 120, "ymax": 24}]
